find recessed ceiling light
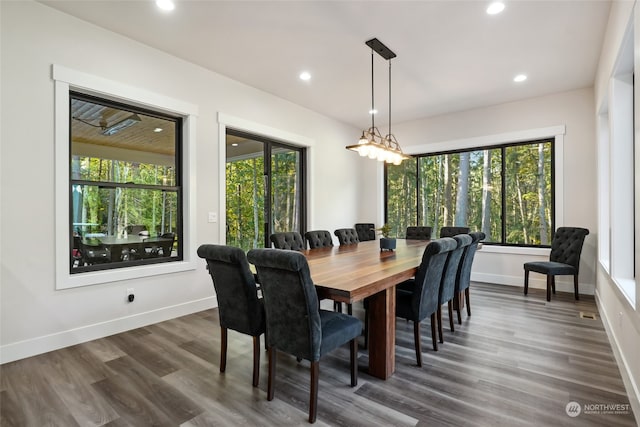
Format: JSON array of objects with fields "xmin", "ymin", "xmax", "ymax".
[
  {"xmin": 299, "ymin": 71, "xmax": 311, "ymax": 81},
  {"xmin": 156, "ymin": 0, "xmax": 175, "ymax": 11},
  {"xmin": 486, "ymin": 2, "xmax": 505, "ymax": 15},
  {"xmin": 231, "ymin": 143, "xmax": 239, "ymax": 147},
  {"xmin": 514, "ymin": 74, "xmax": 527, "ymax": 82},
  {"xmin": 369, "ymin": 109, "xmax": 378, "ymax": 115},
  {"xmin": 153, "ymin": 127, "xmax": 163, "ymax": 133}
]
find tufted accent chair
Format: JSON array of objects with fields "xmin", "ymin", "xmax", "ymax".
[
  {"xmin": 355, "ymin": 223, "xmax": 376, "ymax": 241},
  {"xmin": 454, "ymin": 232, "xmax": 485, "ymax": 324},
  {"xmin": 269, "ymin": 231, "xmax": 306, "ymax": 251},
  {"xmin": 524, "ymin": 227, "xmax": 590, "ymax": 301},
  {"xmin": 436, "ymin": 234, "xmax": 472, "ymax": 343},
  {"xmin": 334, "ymin": 228, "xmax": 360, "ymax": 246},
  {"xmin": 197, "ymin": 244, "xmax": 266, "ymax": 387},
  {"xmin": 439, "ymin": 226, "xmax": 470, "ymax": 238},
  {"xmin": 246, "ymin": 248, "xmax": 361, "ymax": 423},
  {"xmin": 406, "ymin": 226, "xmax": 433, "ymax": 240},
  {"xmin": 395, "ymin": 237, "xmax": 457, "ymax": 366},
  {"xmin": 304, "ymin": 230, "xmax": 334, "ymax": 249}
]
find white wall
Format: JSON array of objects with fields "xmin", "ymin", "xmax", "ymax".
[
  {"xmin": 392, "ymin": 87, "xmax": 598, "ymax": 294},
  {"xmin": 0, "ymin": 1, "xmax": 375, "ymax": 362},
  {"xmin": 593, "ymin": 0, "xmax": 640, "ymax": 420}
]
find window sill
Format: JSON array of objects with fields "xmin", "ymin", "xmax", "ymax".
[
  {"xmin": 478, "ymin": 245, "xmax": 550, "ymax": 256},
  {"xmin": 57, "ymin": 259, "xmax": 197, "ymax": 290}
]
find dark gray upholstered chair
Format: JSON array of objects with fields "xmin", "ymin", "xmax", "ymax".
[
  {"xmin": 269, "ymin": 231, "xmax": 306, "ymax": 251},
  {"xmin": 304, "ymin": 230, "xmax": 334, "ymax": 249},
  {"xmin": 395, "ymin": 238, "xmax": 457, "ymax": 366},
  {"xmin": 524, "ymin": 227, "xmax": 590, "ymax": 301},
  {"xmin": 197, "ymin": 244, "xmax": 266, "ymax": 387},
  {"xmin": 334, "ymin": 228, "xmax": 360, "ymax": 245},
  {"xmin": 439, "ymin": 226, "xmax": 470, "ymax": 238},
  {"xmin": 247, "ymin": 248, "xmax": 361, "ymax": 423},
  {"xmin": 406, "ymin": 226, "xmax": 432, "ymax": 240},
  {"xmin": 355, "ymin": 223, "xmax": 375, "ymax": 241},
  {"xmin": 454, "ymin": 232, "xmax": 485, "ymax": 324},
  {"xmin": 436, "ymin": 234, "xmax": 472, "ymax": 342}
]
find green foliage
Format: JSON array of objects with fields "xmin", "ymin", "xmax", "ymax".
[
  {"xmin": 376, "ymin": 223, "xmax": 392, "ymax": 238},
  {"xmin": 385, "ymin": 141, "xmax": 553, "ymax": 245}
]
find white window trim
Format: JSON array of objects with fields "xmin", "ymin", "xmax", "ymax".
[
  {"xmin": 380, "ymin": 125, "xmax": 566, "ymax": 252},
  {"xmin": 53, "ymin": 65, "xmax": 198, "ymax": 289}
]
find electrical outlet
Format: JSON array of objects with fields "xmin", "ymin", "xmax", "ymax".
[{"xmin": 127, "ymin": 288, "xmax": 135, "ymax": 303}]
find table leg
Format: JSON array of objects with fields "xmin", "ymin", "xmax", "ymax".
[{"xmin": 366, "ymin": 287, "xmax": 396, "ymax": 379}]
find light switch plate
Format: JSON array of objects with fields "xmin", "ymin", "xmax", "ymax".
[{"xmin": 208, "ymin": 212, "xmax": 217, "ymax": 223}]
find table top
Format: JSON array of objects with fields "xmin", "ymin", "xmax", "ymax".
[
  {"xmin": 84, "ymin": 235, "xmax": 170, "ymax": 245},
  {"xmin": 302, "ymin": 239, "xmax": 430, "ymax": 303}
]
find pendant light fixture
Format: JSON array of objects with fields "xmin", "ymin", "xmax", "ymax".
[{"xmin": 346, "ymin": 38, "xmax": 410, "ymax": 165}]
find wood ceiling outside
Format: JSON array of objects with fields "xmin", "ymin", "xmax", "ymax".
[{"xmin": 71, "ymin": 99, "xmax": 175, "ymax": 156}]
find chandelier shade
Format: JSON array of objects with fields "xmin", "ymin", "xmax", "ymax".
[{"xmin": 346, "ymin": 38, "xmax": 410, "ymax": 165}]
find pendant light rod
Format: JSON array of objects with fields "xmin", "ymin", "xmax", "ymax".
[
  {"xmin": 371, "ymin": 49, "xmax": 375, "ymax": 129},
  {"xmin": 388, "ymin": 59, "xmax": 392, "ymax": 136}
]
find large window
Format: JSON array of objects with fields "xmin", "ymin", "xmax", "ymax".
[
  {"xmin": 386, "ymin": 139, "xmax": 554, "ymax": 246},
  {"xmin": 70, "ymin": 92, "xmax": 182, "ymax": 272}
]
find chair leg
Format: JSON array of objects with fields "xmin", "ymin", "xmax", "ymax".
[
  {"xmin": 252, "ymin": 335, "xmax": 260, "ymax": 387},
  {"xmin": 551, "ymin": 276, "xmax": 556, "ymax": 294},
  {"xmin": 220, "ymin": 327, "xmax": 227, "ymax": 373},
  {"xmin": 448, "ymin": 301, "xmax": 454, "ymax": 332},
  {"xmin": 454, "ymin": 293, "xmax": 462, "ymax": 325},
  {"xmin": 437, "ymin": 305, "xmax": 444, "ymax": 343},
  {"xmin": 524, "ymin": 269, "xmax": 529, "ymax": 295},
  {"xmin": 413, "ymin": 321, "xmax": 422, "ymax": 367},
  {"xmin": 267, "ymin": 347, "xmax": 276, "ymax": 401},
  {"xmin": 350, "ymin": 338, "xmax": 358, "ymax": 386},
  {"xmin": 430, "ymin": 313, "xmax": 438, "ymax": 351},
  {"xmin": 334, "ymin": 301, "xmax": 342, "ymax": 313},
  {"xmin": 309, "ymin": 361, "xmax": 319, "ymax": 423},
  {"xmin": 465, "ymin": 288, "xmax": 471, "ymax": 316},
  {"xmin": 574, "ymin": 274, "xmax": 580, "ymax": 300},
  {"xmin": 363, "ymin": 307, "xmax": 369, "ymax": 350},
  {"xmin": 546, "ymin": 275, "xmax": 552, "ymax": 302}
]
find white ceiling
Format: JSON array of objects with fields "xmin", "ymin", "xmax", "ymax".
[{"xmin": 41, "ymin": 0, "xmax": 611, "ymax": 130}]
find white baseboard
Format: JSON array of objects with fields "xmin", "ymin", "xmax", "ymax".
[
  {"xmin": 0, "ymin": 296, "xmax": 217, "ymax": 364},
  {"xmin": 595, "ymin": 290, "xmax": 640, "ymax": 425},
  {"xmin": 472, "ymin": 272, "xmax": 595, "ymax": 295}
]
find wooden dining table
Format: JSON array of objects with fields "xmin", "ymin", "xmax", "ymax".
[{"xmin": 301, "ymin": 239, "xmax": 430, "ymax": 380}]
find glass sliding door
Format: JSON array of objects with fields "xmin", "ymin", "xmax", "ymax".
[{"xmin": 225, "ymin": 129, "xmax": 305, "ymax": 251}]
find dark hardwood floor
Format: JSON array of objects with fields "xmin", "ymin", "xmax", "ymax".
[{"xmin": 1, "ymin": 283, "xmax": 636, "ymax": 426}]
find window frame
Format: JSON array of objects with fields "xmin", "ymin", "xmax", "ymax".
[
  {"xmin": 69, "ymin": 91, "xmax": 184, "ymax": 273},
  {"xmin": 383, "ymin": 125, "xmax": 565, "ymax": 250},
  {"xmin": 54, "ymin": 65, "xmax": 198, "ymax": 289}
]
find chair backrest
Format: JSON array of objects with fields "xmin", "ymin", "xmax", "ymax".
[
  {"xmin": 197, "ymin": 244, "xmax": 265, "ymax": 337},
  {"xmin": 411, "ymin": 237, "xmax": 458, "ymax": 320},
  {"xmin": 439, "ymin": 234, "xmax": 472, "ymax": 304},
  {"xmin": 455, "ymin": 232, "xmax": 485, "ymax": 293},
  {"xmin": 355, "ymin": 223, "xmax": 375, "ymax": 241},
  {"xmin": 126, "ymin": 224, "xmax": 147, "ymax": 235},
  {"xmin": 305, "ymin": 230, "xmax": 334, "ymax": 249},
  {"xmin": 269, "ymin": 231, "xmax": 306, "ymax": 251},
  {"xmin": 549, "ymin": 227, "xmax": 590, "ymax": 271},
  {"xmin": 406, "ymin": 226, "xmax": 432, "ymax": 240},
  {"xmin": 247, "ymin": 248, "xmax": 322, "ymax": 361},
  {"xmin": 440, "ymin": 226, "xmax": 470, "ymax": 238},
  {"xmin": 334, "ymin": 228, "xmax": 360, "ymax": 245},
  {"xmin": 79, "ymin": 238, "xmax": 110, "ymax": 264}
]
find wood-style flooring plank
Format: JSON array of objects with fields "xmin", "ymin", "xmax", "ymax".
[{"xmin": 0, "ymin": 282, "xmax": 636, "ymax": 426}]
